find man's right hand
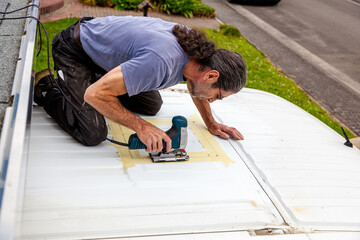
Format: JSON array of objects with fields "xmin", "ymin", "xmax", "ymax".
[{"xmin": 136, "ymin": 122, "xmax": 172, "ymax": 153}]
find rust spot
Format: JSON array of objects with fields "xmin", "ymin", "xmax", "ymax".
[
  {"xmin": 293, "ymin": 207, "xmax": 307, "ymax": 213},
  {"xmin": 250, "ymin": 201, "xmax": 258, "ymax": 208}
]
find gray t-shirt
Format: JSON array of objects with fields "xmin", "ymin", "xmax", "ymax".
[{"xmin": 80, "ymin": 16, "xmax": 190, "ymax": 96}]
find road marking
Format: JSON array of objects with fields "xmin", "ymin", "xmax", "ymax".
[
  {"xmin": 348, "ymin": 0, "xmax": 360, "ymax": 7},
  {"xmin": 225, "ymin": 1, "xmax": 360, "ymax": 96},
  {"xmin": 215, "ymin": 17, "xmax": 224, "ymax": 25}
]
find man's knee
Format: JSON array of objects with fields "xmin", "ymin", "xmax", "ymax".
[
  {"xmin": 81, "ymin": 134, "xmax": 107, "ymax": 146},
  {"xmin": 142, "ymin": 97, "xmax": 163, "ymax": 116},
  {"xmin": 118, "ymin": 90, "xmax": 163, "ymax": 116},
  {"xmin": 80, "ymin": 126, "xmax": 108, "ymax": 146}
]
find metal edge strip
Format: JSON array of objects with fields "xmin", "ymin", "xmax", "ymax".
[{"xmin": 0, "ymin": 1, "xmax": 39, "ymax": 239}]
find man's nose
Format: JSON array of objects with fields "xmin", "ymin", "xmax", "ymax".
[{"xmin": 208, "ymin": 98, "xmax": 217, "ymax": 103}]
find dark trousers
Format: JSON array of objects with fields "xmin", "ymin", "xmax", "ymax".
[{"xmin": 43, "ymin": 19, "xmax": 163, "ymax": 146}]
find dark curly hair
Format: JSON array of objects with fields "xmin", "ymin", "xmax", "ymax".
[{"xmin": 173, "ymin": 25, "xmax": 247, "ymax": 93}]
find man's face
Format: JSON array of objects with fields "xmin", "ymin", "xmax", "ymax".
[{"xmin": 187, "ymin": 80, "xmax": 233, "ymax": 103}]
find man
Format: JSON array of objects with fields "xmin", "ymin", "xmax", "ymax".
[{"xmin": 34, "ymin": 16, "xmax": 247, "ymax": 152}]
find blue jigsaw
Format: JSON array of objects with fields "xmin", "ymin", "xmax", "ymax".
[{"xmin": 128, "ymin": 116, "xmax": 190, "ymax": 162}]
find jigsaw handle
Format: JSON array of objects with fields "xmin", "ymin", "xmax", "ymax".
[
  {"xmin": 128, "ymin": 116, "xmax": 187, "ymax": 150},
  {"xmin": 128, "ymin": 134, "xmax": 147, "ymax": 149}
]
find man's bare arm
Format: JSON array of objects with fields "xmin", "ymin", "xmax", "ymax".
[{"xmin": 84, "ymin": 65, "xmax": 171, "ymax": 152}]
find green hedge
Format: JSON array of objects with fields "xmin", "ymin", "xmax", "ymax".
[
  {"xmin": 81, "ymin": 0, "xmax": 114, "ymax": 7},
  {"xmin": 193, "ymin": 2, "xmax": 215, "ymax": 18},
  {"xmin": 80, "ymin": 0, "xmax": 215, "ymax": 18},
  {"xmin": 152, "ymin": 0, "xmax": 214, "ymax": 18},
  {"xmin": 219, "ymin": 24, "xmax": 241, "ymax": 37},
  {"xmin": 112, "ymin": 0, "xmax": 142, "ymax": 10}
]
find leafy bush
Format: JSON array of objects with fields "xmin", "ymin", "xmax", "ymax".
[
  {"xmin": 111, "ymin": 0, "xmax": 142, "ymax": 10},
  {"xmin": 219, "ymin": 24, "xmax": 241, "ymax": 37},
  {"xmin": 81, "ymin": 0, "xmax": 95, "ymax": 6},
  {"xmin": 81, "ymin": 0, "xmax": 113, "ymax": 7},
  {"xmin": 82, "ymin": 0, "xmax": 215, "ymax": 18},
  {"xmin": 97, "ymin": 0, "xmax": 114, "ymax": 6},
  {"xmin": 193, "ymin": 1, "xmax": 215, "ymax": 18},
  {"xmin": 152, "ymin": 0, "xmax": 195, "ymax": 18},
  {"xmin": 151, "ymin": 0, "xmax": 215, "ymax": 18}
]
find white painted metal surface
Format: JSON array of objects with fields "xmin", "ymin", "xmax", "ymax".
[
  {"xmin": 210, "ymin": 87, "xmax": 360, "ymax": 231},
  {"xmin": 20, "ymin": 85, "xmax": 360, "ymax": 239}
]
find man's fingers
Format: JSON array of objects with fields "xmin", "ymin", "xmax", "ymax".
[
  {"xmin": 156, "ymin": 139, "xmax": 162, "ymax": 152},
  {"xmin": 145, "ymin": 144, "xmax": 152, "ymax": 153},
  {"xmin": 146, "ymin": 139, "xmax": 155, "ymax": 152},
  {"xmin": 236, "ymin": 131, "xmax": 244, "ymax": 140},
  {"xmin": 215, "ymin": 125, "xmax": 244, "ymax": 140},
  {"xmin": 144, "ymin": 132, "xmax": 171, "ymax": 153},
  {"xmin": 144, "ymin": 134, "xmax": 159, "ymax": 152},
  {"xmin": 225, "ymin": 127, "xmax": 244, "ymax": 140},
  {"xmin": 215, "ymin": 129, "xmax": 230, "ymax": 139},
  {"xmin": 156, "ymin": 134, "xmax": 165, "ymax": 152},
  {"xmin": 163, "ymin": 134, "xmax": 172, "ymax": 152}
]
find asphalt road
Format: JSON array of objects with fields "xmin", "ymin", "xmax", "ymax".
[
  {"xmin": 203, "ymin": 0, "xmax": 360, "ymax": 136},
  {"xmin": 241, "ymin": 0, "xmax": 360, "ymax": 86}
]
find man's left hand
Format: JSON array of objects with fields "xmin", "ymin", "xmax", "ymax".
[{"xmin": 208, "ymin": 122, "xmax": 244, "ymax": 140}]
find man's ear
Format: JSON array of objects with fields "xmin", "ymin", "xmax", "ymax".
[{"xmin": 204, "ymin": 70, "xmax": 220, "ymax": 84}]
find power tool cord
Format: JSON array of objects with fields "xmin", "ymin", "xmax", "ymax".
[{"xmin": 0, "ymin": 6, "xmax": 129, "ymax": 147}]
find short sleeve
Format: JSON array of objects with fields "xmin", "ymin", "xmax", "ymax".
[{"xmin": 121, "ymin": 51, "xmax": 168, "ymax": 96}]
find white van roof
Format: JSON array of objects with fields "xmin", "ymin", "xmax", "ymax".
[{"xmin": 19, "ymin": 84, "xmax": 360, "ymax": 239}]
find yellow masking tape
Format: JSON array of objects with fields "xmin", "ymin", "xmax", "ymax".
[{"xmin": 108, "ymin": 114, "xmax": 235, "ymax": 170}]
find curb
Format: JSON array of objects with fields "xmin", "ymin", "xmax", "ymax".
[{"xmin": 40, "ymin": 0, "xmax": 64, "ymax": 15}]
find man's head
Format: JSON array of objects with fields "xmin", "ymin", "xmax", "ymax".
[
  {"xmin": 206, "ymin": 49, "xmax": 247, "ymax": 93},
  {"xmin": 183, "ymin": 50, "xmax": 246, "ymax": 103},
  {"xmin": 173, "ymin": 25, "xmax": 247, "ymax": 101}
]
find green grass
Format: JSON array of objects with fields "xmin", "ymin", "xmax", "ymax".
[{"xmin": 35, "ymin": 18, "xmax": 355, "ymax": 138}]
